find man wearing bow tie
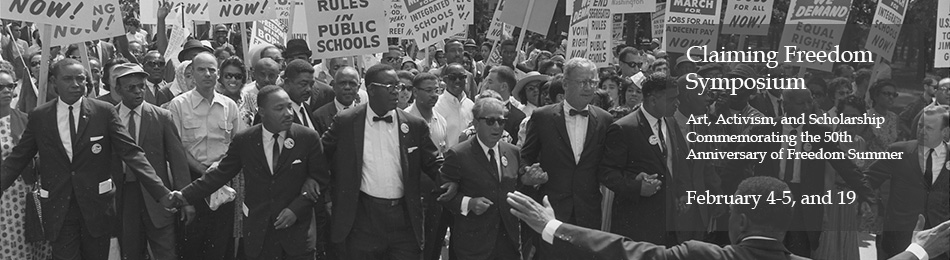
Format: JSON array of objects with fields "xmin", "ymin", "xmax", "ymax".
[
  {"xmin": 321, "ymin": 64, "xmax": 456, "ymax": 260},
  {"xmin": 520, "ymin": 57, "xmax": 614, "ymax": 260},
  {"xmin": 164, "ymin": 85, "xmax": 329, "ymax": 259}
]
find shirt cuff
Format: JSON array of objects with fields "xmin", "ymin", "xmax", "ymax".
[
  {"xmin": 460, "ymin": 196, "xmax": 471, "ymax": 216},
  {"xmin": 542, "ymin": 219, "xmax": 563, "ymax": 244},
  {"xmin": 905, "ymin": 242, "xmax": 928, "ymax": 260}
]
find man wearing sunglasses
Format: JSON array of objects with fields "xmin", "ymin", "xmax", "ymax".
[
  {"xmin": 380, "ymin": 46, "xmax": 404, "ymax": 68},
  {"xmin": 618, "ymin": 47, "xmax": 645, "ymax": 80},
  {"xmin": 482, "ymin": 66, "xmax": 526, "ymax": 145},
  {"xmin": 434, "ymin": 64, "xmax": 475, "ymax": 149},
  {"xmin": 322, "ymin": 64, "xmax": 455, "ymax": 260},
  {"xmin": 141, "ymin": 51, "xmax": 172, "ymax": 106}
]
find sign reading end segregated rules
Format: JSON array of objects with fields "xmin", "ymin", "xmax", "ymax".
[{"xmin": 305, "ymin": 0, "xmax": 388, "ymax": 59}]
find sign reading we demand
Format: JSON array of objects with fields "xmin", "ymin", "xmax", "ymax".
[{"xmin": 306, "ymin": 0, "xmax": 388, "ymax": 59}]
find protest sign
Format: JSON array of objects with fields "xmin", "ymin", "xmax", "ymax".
[
  {"xmin": 165, "ymin": 26, "xmax": 191, "ymax": 62},
  {"xmin": 662, "ymin": 0, "xmax": 722, "ymax": 54},
  {"xmin": 306, "ymin": 0, "xmax": 388, "ymax": 59},
  {"xmin": 587, "ymin": 0, "xmax": 611, "ymax": 67},
  {"xmin": 865, "ymin": 0, "xmax": 907, "ymax": 61},
  {"xmin": 499, "ymin": 0, "xmax": 556, "ymax": 34},
  {"xmin": 651, "ymin": 2, "xmax": 664, "ymax": 40},
  {"xmin": 609, "ymin": 0, "xmax": 657, "ymax": 13},
  {"xmin": 457, "ymin": 0, "xmax": 474, "ymax": 25},
  {"xmin": 276, "ymin": 0, "xmax": 294, "ymax": 18},
  {"xmin": 567, "ymin": 0, "xmax": 590, "ymax": 59},
  {"xmin": 612, "ymin": 13, "xmax": 625, "ymax": 46},
  {"xmin": 210, "ymin": 0, "xmax": 276, "ymax": 23},
  {"xmin": 486, "ymin": 0, "xmax": 514, "ymax": 41},
  {"xmin": 721, "ymin": 0, "xmax": 773, "ymax": 36},
  {"xmin": 779, "ymin": 0, "xmax": 853, "ymax": 71},
  {"xmin": 405, "ymin": 0, "xmax": 468, "ymax": 48},
  {"xmin": 140, "ymin": 0, "xmax": 209, "ymax": 25},
  {"xmin": 389, "ymin": 0, "xmax": 408, "ymax": 37},
  {"xmin": 2, "ymin": 0, "xmax": 94, "ymax": 28},
  {"xmin": 46, "ymin": 0, "xmax": 124, "ymax": 46},
  {"xmin": 937, "ymin": 0, "xmax": 950, "ymax": 68},
  {"xmin": 250, "ymin": 19, "xmax": 287, "ymax": 49}
]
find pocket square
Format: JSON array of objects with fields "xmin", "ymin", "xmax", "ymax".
[
  {"xmin": 407, "ymin": 147, "xmax": 418, "ymax": 153},
  {"xmin": 90, "ymin": 136, "xmax": 104, "ymax": 141},
  {"xmin": 292, "ymin": 159, "xmax": 303, "ymax": 165}
]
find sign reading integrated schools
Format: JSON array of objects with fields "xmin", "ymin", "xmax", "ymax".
[
  {"xmin": 405, "ymin": 0, "xmax": 472, "ymax": 48},
  {"xmin": 2, "ymin": 0, "xmax": 93, "ymax": 28},
  {"xmin": 662, "ymin": 0, "xmax": 722, "ymax": 54},
  {"xmin": 864, "ymin": 0, "xmax": 906, "ymax": 61},
  {"xmin": 779, "ymin": 0, "xmax": 853, "ymax": 72},
  {"xmin": 306, "ymin": 0, "xmax": 388, "ymax": 59}
]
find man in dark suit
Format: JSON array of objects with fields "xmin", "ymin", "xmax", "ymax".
[
  {"xmin": 725, "ymin": 88, "xmax": 878, "ymax": 257},
  {"xmin": 507, "ymin": 176, "xmax": 950, "ymax": 260},
  {"xmin": 111, "ymin": 63, "xmax": 193, "ymax": 260},
  {"xmin": 599, "ymin": 72, "xmax": 718, "ymax": 246},
  {"xmin": 441, "ymin": 96, "xmax": 523, "ymax": 259},
  {"xmin": 312, "ymin": 66, "xmax": 360, "ymax": 135},
  {"xmin": 867, "ymin": 105, "xmax": 950, "ymax": 260},
  {"xmin": 165, "ymin": 85, "xmax": 330, "ymax": 259},
  {"xmin": 482, "ymin": 66, "xmax": 526, "ymax": 145},
  {"xmin": 322, "ymin": 64, "xmax": 455, "ymax": 260},
  {"xmin": 521, "ymin": 57, "xmax": 613, "ymax": 259},
  {"xmin": 0, "ymin": 58, "xmax": 172, "ymax": 260}
]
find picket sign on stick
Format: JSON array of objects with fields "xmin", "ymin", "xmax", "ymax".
[
  {"xmin": 737, "ymin": 35, "xmax": 746, "ymax": 51},
  {"xmin": 286, "ymin": 1, "xmax": 296, "ymax": 35},
  {"xmin": 2, "ymin": 0, "xmax": 94, "ymax": 28},
  {"xmin": 209, "ymin": 0, "xmax": 276, "ymax": 23},
  {"xmin": 38, "ymin": 24, "xmax": 53, "ymax": 103},
  {"xmin": 515, "ymin": 0, "xmax": 535, "ymax": 53}
]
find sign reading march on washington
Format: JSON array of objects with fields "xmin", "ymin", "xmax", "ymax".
[
  {"xmin": 662, "ymin": 0, "xmax": 722, "ymax": 54},
  {"xmin": 721, "ymin": 0, "xmax": 773, "ymax": 36},
  {"xmin": 864, "ymin": 0, "xmax": 907, "ymax": 61},
  {"xmin": 2, "ymin": 0, "xmax": 94, "ymax": 28},
  {"xmin": 779, "ymin": 0, "xmax": 853, "ymax": 71},
  {"xmin": 306, "ymin": 0, "xmax": 388, "ymax": 59},
  {"xmin": 47, "ymin": 0, "xmax": 124, "ymax": 46},
  {"xmin": 210, "ymin": 0, "xmax": 276, "ymax": 23}
]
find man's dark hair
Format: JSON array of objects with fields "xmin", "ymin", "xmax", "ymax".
[
  {"xmin": 219, "ymin": 56, "xmax": 246, "ymax": 83},
  {"xmin": 546, "ymin": 74, "xmax": 565, "ymax": 101},
  {"xmin": 641, "ymin": 72, "xmax": 674, "ymax": 98},
  {"xmin": 284, "ymin": 59, "xmax": 315, "ymax": 81},
  {"xmin": 257, "ymin": 85, "xmax": 285, "ymax": 109},
  {"xmin": 618, "ymin": 47, "xmax": 642, "ymax": 61},
  {"xmin": 396, "ymin": 70, "xmax": 414, "ymax": 83},
  {"xmin": 733, "ymin": 176, "xmax": 794, "ymax": 231},
  {"xmin": 365, "ymin": 64, "xmax": 396, "ymax": 86},
  {"xmin": 412, "ymin": 72, "xmax": 439, "ymax": 88},
  {"xmin": 836, "ymin": 95, "xmax": 867, "ymax": 115},
  {"xmin": 50, "ymin": 58, "xmax": 82, "ymax": 77},
  {"xmin": 500, "ymin": 40, "xmax": 516, "ymax": 48},
  {"xmin": 489, "ymin": 66, "xmax": 517, "ymax": 91}
]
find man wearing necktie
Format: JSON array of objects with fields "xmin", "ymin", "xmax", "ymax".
[
  {"xmin": 866, "ymin": 105, "xmax": 950, "ymax": 260},
  {"xmin": 599, "ymin": 72, "xmax": 687, "ymax": 246},
  {"xmin": 312, "ymin": 66, "xmax": 360, "ymax": 135},
  {"xmin": 280, "ymin": 60, "xmax": 317, "ymax": 130},
  {"xmin": 321, "ymin": 64, "xmax": 456, "ymax": 260},
  {"xmin": 0, "ymin": 59, "xmax": 171, "ymax": 260},
  {"xmin": 111, "ymin": 63, "xmax": 192, "ymax": 260},
  {"xmin": 440, "ymin": 96, "xmax": 523, "ymax": 260},
  {"xmin": 482, "ymin": 66, "xmax": 526, "ymax": 145},
  {"xmin": 725, "ymin": 88, "xmax": 878, "ymax": 257},
  {"xmin": 164, "ymin": 86, "xmax": 330, "ymax": 259},
  {"xmin": 520, "ymin": 58, "xmax": 614, "ymax": 260}
]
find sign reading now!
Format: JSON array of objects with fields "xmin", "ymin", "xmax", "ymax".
[
  {"xmin": 47, "ymin": 0, "xmax": 124, "ymax": 46},
  {"xmin": 210, "ymin": 0, "xmax": 277, "ymax": 23},
  {"xmin": 3, "ymin": 0, "xmax": 94, "ymax": 28}
]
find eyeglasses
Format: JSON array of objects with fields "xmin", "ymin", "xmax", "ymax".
[
  {"xmin": 383, "ymin": 56, "xmax": 401, "ymax": 63},
  {"xmin": 369, "ymin": 82, "xmax": 406, "ymax": 92},
  {"xmin": 30, "ymin": 62, "xmax": 41, "ymax": 67},
  {"xmin": 937, "ymin": 86, "xmax": 950, "ymax": 92},
  {"xmin": 621, "ymin": 60, "xmax": 643, "ymax": 68},
  {"xmin": 444, "ymin": 74, "xmax": 467, "ymax": 82},
  {"xmin": 223, "ymin": 73, "xmax": 244, "ymax": 80},
  {"xmin": 417, "ymin": 87, "xmax": 444, "ymax": 94},
  {"xmin": 145, "ymin": 61, "xmax": 165, "ymax": 67},
  {"xmin": 569, "ymin": 78, "xmax": 600, "ymax": 88},
  {"xmin": 879, "ymin": 91, "xmax": 898, "ymax": 98},
  {"xmin": 478, "ymin": 117, "xmax": 507, "ymax": 126},
  {"xmin": 0, "ymin": 83, "xmax": 16, "ymax": 90}
]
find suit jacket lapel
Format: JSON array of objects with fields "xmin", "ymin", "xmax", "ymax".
[
  {"xmin": 139, "ymin": 104, "xmax": 153, "ymax": 143},
  {"xmin": 552, "ymin": 103, "xmax": 573, "ymax": 158},
  {"xmin": 275, "ymin": 126, "xmax": 295, "ymax": 174},
  {"xmin": 470, "ymin": 140, "xmax": 499, "ymax": 183},
  {"xmin": 396, "ymin": 109, "xmax": 410, "ymax": 182},
  {"xmin": 579, "ymin": 109, "xmax": 599, "ymax": 161},
  {"xmin": 636, "ymin": 110, "xmax": 667, "ymax": 169},
  {"xmin": 46, "ymin": 104, "xmax": 70, "ymax": 162},
  {"xmin": 250, "ymin": 126, "xmax": 267, "ymax": 175},
  {"xmin": 75, "ymin": 99, "xmax": 93, "ymax": 147},
  {"xmin": 354, "ymin": 106, "xmax": 367, "ymax": 171}
]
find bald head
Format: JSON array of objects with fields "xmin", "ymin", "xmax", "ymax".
[
  {"xmin": 191, "ymin": 53, "xmax": 219, "ymax": 90},
  {"xmin": 334, "ymin": 66, "xmax": 360, "ymax": 82},
  {"xmin": 332, "ymin": 66, "xmax": 361, "ymax": 106},
  {"xmin": 253, "ymin": 58, "xmax": 281, "ymax": 87}
]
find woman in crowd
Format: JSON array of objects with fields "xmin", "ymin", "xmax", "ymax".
[
  {"xmin": 214, "ymin": 47, "xmax": 234, "ymax": 66},
  {"xmin": 600, "ymin": 75, "xmax": 622, "ymax": 108},
  {"xmin": 159, "ymin": 60, "xmax": 194, "ymax": 108},
  {"xmin": 402, "ymin": 60, "xmax": 419, "ymax": 71},
  {"xmin": 806, "ymin": 77, "xmax": 831, "ymax": 112},
  {"xmin": 824, "ymin": 77, "xmax": 853, "ymax": 118},
  {"xmin": 813, "ymin": 95, "xmax": 868, "ymax": 260},
  {"xmin": 397, "ymin": 70, "xmax": 415, "ymax": 110},
  {"xmin": 512, "ymin": 72, "xmax": 549, "ymax": 117},
  {"xmin": 538, "ymin": 60, "xmax": 563, "ymax": 76},
  {"xmin": 216, "ymin": 56, "xmax": 245, "ymax": 104},
  {"xmin": 866, "ymin": 80, "xmax": 901, "ymax": 155},
  {"xmin": 0, "ymin": 69, "xmax": 51, "ymax": 259}
]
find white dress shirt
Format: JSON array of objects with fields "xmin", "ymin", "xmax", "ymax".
[
  {"xmin": 360, "ymin": 108, "xmax": 403, "ymax": 199},
  {"xmin": 291, "ymin": 102, "xmax": 315, "ymax": 129},
  {"xmin": 641, "ymin": 107, "xmax": 672, "ymax": 174},
  {"xmin": 57, "ymin": 97, "xmax": 84, "ymax": 161},
  {"xmin": 562, "ymin": 101, "xmax": 589, "ymax": 163},
  {"xmin": 919, "ymin": 142, "xmax": 947, "ymax": 184},
  {"xmin": 460, "ymin": 137, "xmax": 501, "ymax": 216},
  {"xmin": 334, "ymin": 98, "xmax": 355, "ymax": 114},
  {"xmin": 780, "ymin": 124, "xmax": 803, "ymax": 183},
  {"xmin": 405, "ymin": 104, "xmax": 449, "ymax": 153},
  {"xmin": 434, "ymin": 91, "xmax": 474, "ymax": 149},
  {"xmin": 262, "ymin": 127, "xmax": 285, "ymax": 175},
  {"xmin": 118, "ymin": 102, "xmax": 143, "ymax": 140}
]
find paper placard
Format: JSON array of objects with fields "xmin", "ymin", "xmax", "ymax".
[
  {"xmin": 1, "ymin": 0, "xmax": 94, "ymax": 29},
  {"xmin": 306, "ymin": 0, "xmax": 388, "ymax": 59}
]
